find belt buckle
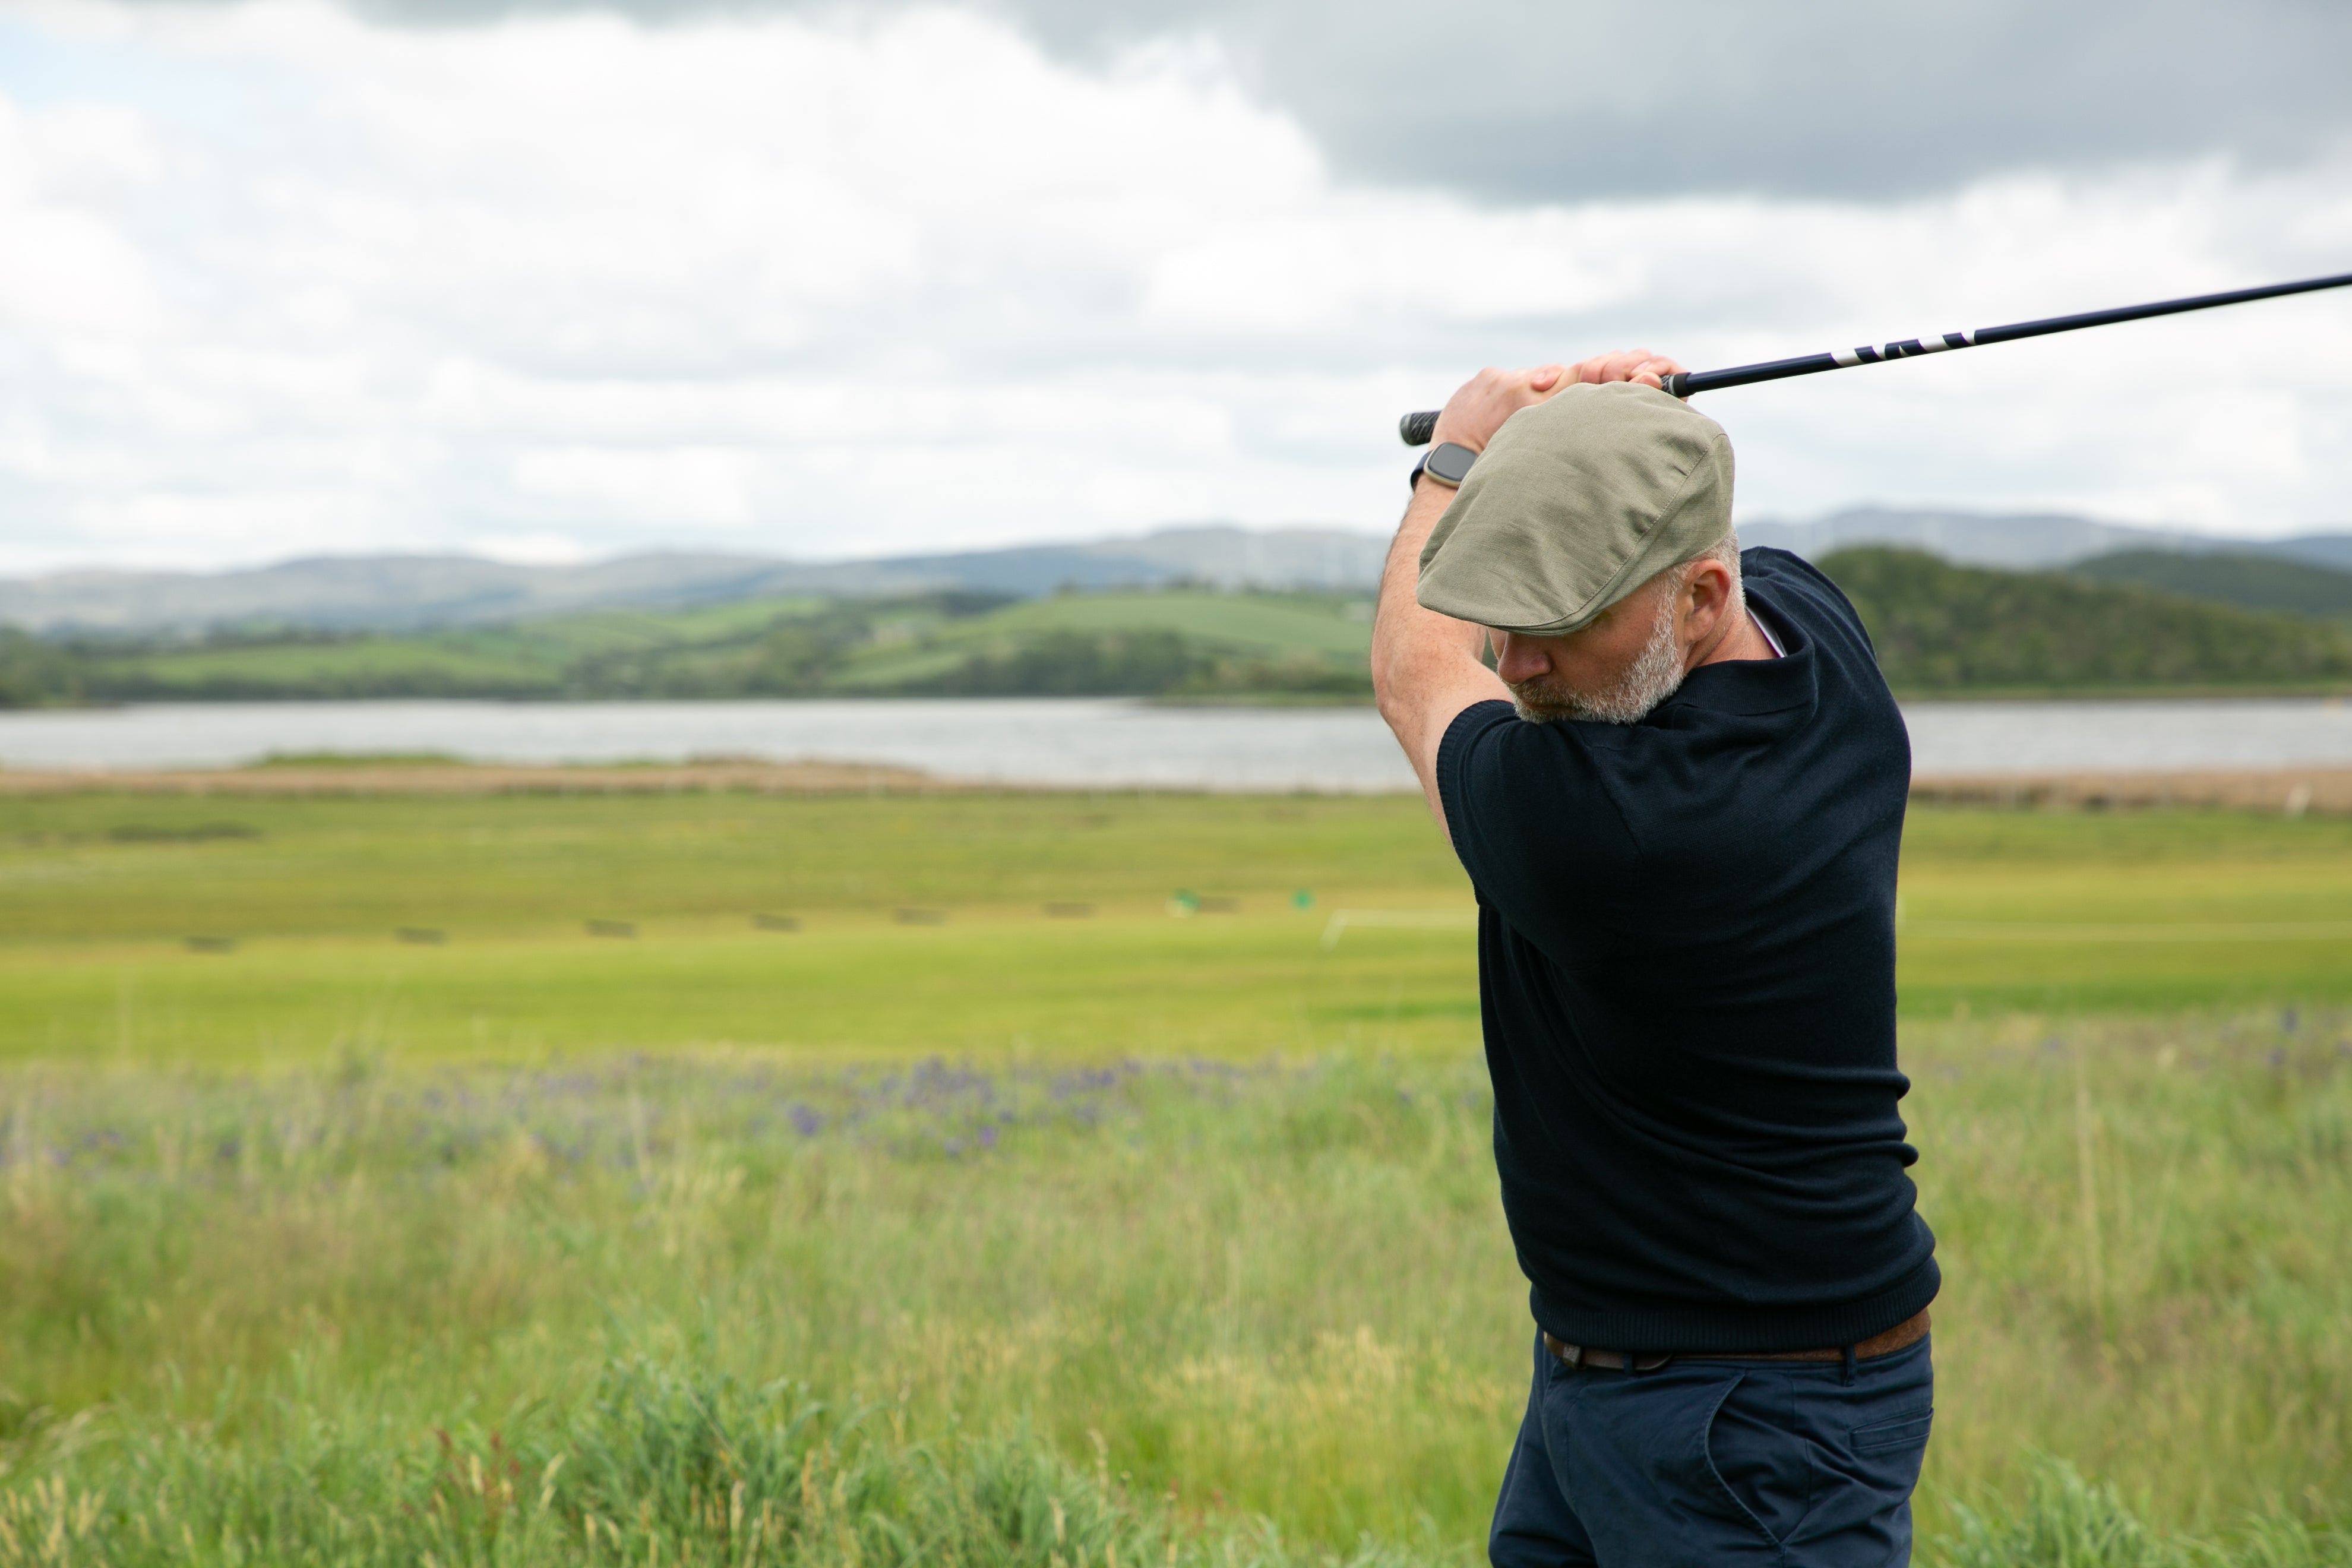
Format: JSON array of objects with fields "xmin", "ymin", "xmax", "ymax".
[{"xmin": 1548, "ymin": 1334, "xmax": 1671, "ymax": 1374}]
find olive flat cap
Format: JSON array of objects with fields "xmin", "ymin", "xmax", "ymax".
[{"xmin": 1416, "ymin": 381, "xmax": 1734, "ymax": 636}]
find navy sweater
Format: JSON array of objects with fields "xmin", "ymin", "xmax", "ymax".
[{"xmin": 1436, "ymin": 547, "xmax": 1937, "ymax": 1352}]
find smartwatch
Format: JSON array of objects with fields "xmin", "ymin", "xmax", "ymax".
[{"xmin": 1413, "ymin": 441, "xmax": 1478, "ymax": 489}]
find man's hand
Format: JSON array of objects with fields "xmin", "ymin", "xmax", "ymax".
[
  {"xmin": 1376, "ymin": 349, "xmax": 1687, "ymax": 838},
  {"xmin": 1427, "ymin": 350, "xmax": 1686, "ymax": 454},
  {"xmin": 1565, "ymin": 348, "xmax": 1684, "ymax": 391}
]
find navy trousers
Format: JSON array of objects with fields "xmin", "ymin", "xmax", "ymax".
[{"xmin": 1489, "ymin": 1332, "xmax": 1934, "ymax": 1568}]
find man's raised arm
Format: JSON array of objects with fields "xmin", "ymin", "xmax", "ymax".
[{"xmin": 1371, "ymin": 352, "xmax": 1683, "ymax": 834}]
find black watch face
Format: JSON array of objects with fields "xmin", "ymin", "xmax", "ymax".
[{"xmin": 1427, "ymin": 442, "xmax": 1477, "ymax": 485}]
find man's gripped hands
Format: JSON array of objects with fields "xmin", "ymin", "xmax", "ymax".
[{"xmin": 1427, "ymin": 349, "xmax": 1687, "ymax": 456}]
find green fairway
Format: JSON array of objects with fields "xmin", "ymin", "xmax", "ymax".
[
  {"xmin": 1896, "ymin": 809, "xmax": 2352, "ymax": 1015},
  {"xmin": 4, "ymin": 791, "xmax": 2351, "ymax": 1066},
  {"xmin": 0, "ymin": 791, "xmax": 1475, "ymax": 1064}
]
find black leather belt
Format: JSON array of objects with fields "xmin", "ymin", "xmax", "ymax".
[{"xmin": 1543, "ymin": 1307, "xmax": 1931, "ymax": 1373}]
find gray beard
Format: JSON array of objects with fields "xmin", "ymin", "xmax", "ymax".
[{"xmin": 1510, "ymin": 587, "xmax": 1689, "ymax": 726}]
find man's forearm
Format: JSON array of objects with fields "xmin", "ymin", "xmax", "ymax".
[
  {"xmin": 1373, "ymin": 482, "xmax": 1485, "ymax": 701},
  {"xmin": 1371, "ymin": 480, "xmax": 1509, "ymax": 823}
]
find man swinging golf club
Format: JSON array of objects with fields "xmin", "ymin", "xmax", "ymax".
[{"xmin": 1373, "ymin": 352, "xmax": 1939, "ymax": 1567}]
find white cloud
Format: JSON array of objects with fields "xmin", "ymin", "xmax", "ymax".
[
  {"xmin": 510, "ymin": 445, "xmax": 758, "ymax": 529},
  {"xmin": 470, "ymin": 530, "xmax": 594, "ymax": 564},
  {"xmin": 0, "ymin": 0, "xmax": 2348, "ymax": 577}
]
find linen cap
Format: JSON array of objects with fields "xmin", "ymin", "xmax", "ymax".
[{"xmin": 1415, "ymin": 381, "xmax": 1734, "ymax": 636}]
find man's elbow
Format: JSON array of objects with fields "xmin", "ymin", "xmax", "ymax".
[{"xmin": 1376, "ymin": 647, "xmax": 1455, "ymax": 755}]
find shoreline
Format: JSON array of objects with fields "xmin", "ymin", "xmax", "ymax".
[
  {"xmin": 2, "ymin": 759, "xmax": 2348, "ymax": 812},
  {"xmin": 0, "ymin": 759, "xmax": 953, "ymax": 796},
  {"xmin": 1907, "ymin": 767, "xmax": 2348, "ymax": 815}
]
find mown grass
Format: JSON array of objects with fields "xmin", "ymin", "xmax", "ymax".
[
  {"xmin": 0, "ymin": 791, "xmax": 1474, "ymax": 1064},
  {"xmin": 4, "ymin": 793, "xmax": 2352, "ymax": 1066}
]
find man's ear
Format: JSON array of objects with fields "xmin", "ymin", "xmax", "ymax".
[{"xmin": 1681, "ymin": 559, "xmax": 1734, "ymax": 640}]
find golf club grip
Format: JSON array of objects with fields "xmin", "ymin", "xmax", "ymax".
[{"xmin": 1399, "ymin": 377, "xmax": 1696, "ymax": 445}]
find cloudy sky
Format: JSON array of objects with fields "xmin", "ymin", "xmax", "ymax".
[{"xmin": 2, "ymin": 0, "xmax": 2350, "ymax": 574}]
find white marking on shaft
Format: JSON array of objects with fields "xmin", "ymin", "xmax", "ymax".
[{"xmin": 1832, "ymin": 346, "xmax": 1863, "ymax": 366}]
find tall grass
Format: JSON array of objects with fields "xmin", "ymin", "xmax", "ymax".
[
  {"xmin": 7, "ymin": 1370, "xmax": 2348, "ymax": 1568},
  {"xmin": 4, "ymin": 1056, "xmax": 1521, "ymax": 1548},
  {"xmin": 4, "ymin": 1020, "xmax": 2348, "ymax": 1563},
  {"xmin": 2, "ymin": 1355, "xmax": 1425, "ymax": 1568}
]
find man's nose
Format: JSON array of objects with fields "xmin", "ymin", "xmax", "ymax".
[{"xmin": 1492, "ymin": 634, "xmax": 1550, "ymax": 684}]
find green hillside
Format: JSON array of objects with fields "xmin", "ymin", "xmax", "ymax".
[
  {"xmin": 14, "ymin": 551, "xmax": 2352, "ymax": 705},
  {"xmin": 833, "ymin": 592, "xmax": 1373, "ymax": 695},
  {"xmin": 2067, "ymin": 548, "xmax": 2352, "ymax": 619},
  {"xmin": 5, "ymin": 589, "xmax": 1376, "ymax": 705},
  {"xmin": 1817, "ymin": 546, "xmax": 2352, "ymax": 694}
]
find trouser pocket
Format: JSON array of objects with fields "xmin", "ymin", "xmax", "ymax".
[
  {"xmin": 1711, "ymin": 1339, "xmax": 1936, "ymax": 1563},
  {"xmin": 1541, "ymin": 1342, "xmax": 1935, "ymax": 1567},
  {"xmin": 1697, "ymin": 1370, "xmax": 1809, "ymax": 1550}
]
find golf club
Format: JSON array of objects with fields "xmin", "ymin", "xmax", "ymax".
[{"xmin": 1397, "ymin": 268, "xmax": 2352, "ymax": 447}]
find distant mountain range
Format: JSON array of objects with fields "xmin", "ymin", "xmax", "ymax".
[
  {"xmin": 0, "ymin": 527, "xmax": 1393, "ymax": 636},
  {"xmin": 6, "ymin": 512, "xmax": 2351, "ymax": 636},
  {"xmin": 1737, "ymin": 508, "xmax": 2352, "ymax": 574}
]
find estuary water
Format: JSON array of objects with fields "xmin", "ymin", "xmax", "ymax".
[{"xmin": 1, "ymin": 697, "xmax": 2348, "ymax": 792}]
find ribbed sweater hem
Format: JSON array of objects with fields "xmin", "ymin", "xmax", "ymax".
[{"xmin": 1531, "ymin": 1257, "xmax": 1940, "ymax": 1354}]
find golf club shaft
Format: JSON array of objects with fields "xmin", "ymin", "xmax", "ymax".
[{"xmin": 1397, "ymin": 268, "xmax": 2352, "ymax": 447}]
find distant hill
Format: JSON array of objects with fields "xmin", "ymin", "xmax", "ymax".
[
  {"xmin": 0, "ymin": 587, "xmax": 1377, "ymax": 706},
  {"xmin": 1744, "ymin": 506, "xmax": 2352, "ymax": 574},
  {"xmin": 2066, "ymin": 550, "xmax": 2352, "ymax": 619},
  {"xmin": 17, "ymin": 510, "xmax": 2352, "ymax": 638},
  {"xmin": 1814, "ymin": 547, "xmax": 2352, "ymax": 694},
  {"xmin": 1743, "ymin": 507, "xmax": 2196, "ymax": 569},
  {"xmin": 0, "ymin": 526, "xmax": 1391, "ymax": 636},
  {"xmin": 14, "ymin": 550, "xmax": 2352, "ymax": 707}
]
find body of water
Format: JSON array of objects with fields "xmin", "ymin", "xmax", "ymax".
[{"xmin": 1, "ymin": 697, "xmax": 2348, "ymax": 791}]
